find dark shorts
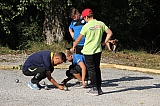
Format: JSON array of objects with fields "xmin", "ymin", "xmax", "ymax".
[
  {"xmin": 76, "ymin": 45, "xmax": 83, "ymax": 54},
  {"xmin": 66, "ymin": 65, "xmax": 89, "ymax": 79},
  {"xmin": 66, "ymin": 65, "xmax": 82, "ymax": 78}
]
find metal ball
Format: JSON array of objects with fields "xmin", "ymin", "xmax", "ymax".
[
  {"xmin": 15, "ymin": 79, "xmax": 19, "ymax": 83},
  {"xmin": 41, "ymin": 81, "xmax": 45, "ymax": 85},
  {"xmin": 44, "ymin": 85, "xmax": 48, "ymax": 90},
  {"xmin": 64, "ymin": 86, "xmax": 69, "ymax": 91}
]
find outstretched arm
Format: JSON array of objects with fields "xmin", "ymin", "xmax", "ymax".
[
  {"xmin": 105, "ymin": 28, "xmax": 113, "ymax": 44},
  {"xmin": 78, "ymin": 62, "xmax": 87, "ymax": 87},
  {"xmin": 46, "ymin": 71, "xmax": 64, "ymax": 90}
]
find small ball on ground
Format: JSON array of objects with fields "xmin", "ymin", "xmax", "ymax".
[
  {"xmin": 41, "ymin": 81, "xmax": 45, "ymax": 85},
  {"xmin": 15, "ymin": 79, "xmax": 19, "ymax": 83},
  {"xmin": 44, "ymin": 85, "xmax": 48, "ymax": 90},
  {"xmin": 64, "ymin": 86, "xmax": 69, "ymax": 91}
]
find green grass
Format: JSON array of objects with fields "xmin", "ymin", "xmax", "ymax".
[
  {"xmin": 0, "ymin": 41, "xmax": 71, "ymax": 54},
  {"xmin": 21, "ymin": 41, "xmax": 70, "ymax": 54},
  {"xmin": 0, "ymin": 41, "xmax": 160, "ymax": 70},
  {"xmin": 102, "ymin": 50, "xmax": 160, "ymax": 70}
]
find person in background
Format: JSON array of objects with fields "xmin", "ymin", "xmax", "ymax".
[
  {"xmin": 105, "ymin": 38, "xmax": 119, "ymax": 53},
  {"xmin": 69, "ymin": 7, "xmax": 86, "ymax": 54}
]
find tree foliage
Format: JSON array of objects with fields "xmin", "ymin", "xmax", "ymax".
[{"xmin": 0, "ymin": 0, "xmax": 160, "ymax": 52}]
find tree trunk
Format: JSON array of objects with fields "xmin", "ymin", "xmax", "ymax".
[{"xmin": 43, "ymin": 0, "xmax": 66, "ymax": 45}]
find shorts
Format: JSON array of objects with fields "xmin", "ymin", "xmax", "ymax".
[{"xmin": 66, "ymin": 65, "xmax": 82, "ymax": 78}]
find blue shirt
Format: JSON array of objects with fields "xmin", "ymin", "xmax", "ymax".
[
  {"xmin": 72, "ymin": 54, "xmax": 86, "ymax": 65},
  {"xmin": 22, "ymin": 50, "xmax": 54, "ymax": 72},
  {"xmin": 69, "ymin": 19, "xmax": 86, "ymax": 46}
]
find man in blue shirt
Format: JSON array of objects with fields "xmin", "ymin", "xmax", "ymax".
[
  {"xmin": 22, "ymin": 50, "xmax": 66, "ymax": 90},
  {"xmin": 69, "ymin": 7, "xmax": 86, "ymax": 54}
]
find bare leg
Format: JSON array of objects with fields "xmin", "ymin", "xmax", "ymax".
[
  {"xmin": 106, "ymin": 42, "xmax": 112, "ymax": 51},
  {"xmin": 113, "ymin": 43, "xmax": 117, "ymax": 51},
  {"xmin": 73, "ymin": 73, "xmax": 82, "ymax": 81},
  {"xmin": 61, "ymin": 77, "xmax": 72, "ymax": 85}
]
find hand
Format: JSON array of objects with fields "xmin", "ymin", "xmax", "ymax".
[
  {"xmin": 110, "ymin": 40, "xmax": 115, "ymax": 44},
  {"xmin": 82, "ymin": 81, "xmax": 87, "ymax": 88},
  {"xmin": 70, "ymin": 47, "xmax": 75, "ymax": 52},
  {"xmin": 58, "ymin": 85, "xmax": 64, "ymax": 90}
]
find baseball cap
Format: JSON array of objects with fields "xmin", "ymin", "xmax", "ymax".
[{"xmin": 81, "ymin": 8, "xmax": 93, "ymax": 18}]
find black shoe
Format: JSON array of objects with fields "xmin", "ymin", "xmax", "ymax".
[
  {"xmin": 74, "ymin": 81, "xmax": 83, "ymax": 88},
  {"xmin": 98, "ymin": 88, "xmax": 103, "ymax": 95},
  {"xmin": 37, "ymin": 83, "xmax": 44, "ymax": 89}
]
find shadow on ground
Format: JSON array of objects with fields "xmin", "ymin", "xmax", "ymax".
[
  {"xmin": 45, "ymin": 76, "xmax": 157, "ymax": 93},
  {"xmin": 102, "ymin": 76, "xmax": 153, "ymax": 87},
  {"xmin": 47, "ymin": 83, "xmax": 76, "ymax": 89},
  {"xmin": 100, "ymin": 76, "xmax": 160, "ymax": 95},
  {"xmin": 103, "ymin": 84, "xmax": 160, "ymax": 94}
]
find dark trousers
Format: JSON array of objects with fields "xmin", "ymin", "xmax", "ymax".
[
  {"xmin": 76, "ymin": 45, "xmax": 83, "ymax": 54},
  {"xmin": 66, "ymin": 65, "xmax": 89, "ymax": 80},
  {"xmin": 23, "ymin": 66, "xmax": 46, "ymax": 84},
  {"xmin": 84, "ymin": 52, "xmax": 102, "ymax": 89}
]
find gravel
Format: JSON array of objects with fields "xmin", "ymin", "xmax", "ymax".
[
  {"xmin": 0, "ymin": 68, "xmax": 160, "ymax": 106},
  {"xmin": 0, "ymin": 54, "xmax": 121, "ymax": 66},
  {"xmin": 0, "ymin": 54, "xmax": 28, "ymax": 66}
]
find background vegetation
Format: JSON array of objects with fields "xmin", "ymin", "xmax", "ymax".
[
  {"xmin": 0, "ymin": 0, "xmax": 160, "ymax": 69},
  {"xmin": 0, "ymin": 0, "xmax": 160, "ymax": 52}
]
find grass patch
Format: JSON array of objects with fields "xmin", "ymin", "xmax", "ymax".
[
  {"xmin": 102, "ymin": 49, "xmax": 160, "ymax": 70},
  {"xmin": 0, "ymin": 41, "xmax": 160, "ymax": 70}
]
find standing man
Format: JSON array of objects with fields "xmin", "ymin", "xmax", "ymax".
[
  {"xmin": 71, "ymin": 8, "xmax": 113, "ymax": 95},
  {"xmin": 69, "ymin": 7, "xmax": 86, "ymax": 54},
  {"xmin": 22, "ymin": 50, "xmax": 66, "ymax": 90}
]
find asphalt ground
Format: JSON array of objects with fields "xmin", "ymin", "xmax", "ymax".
[{"xmin": 0, "ymin": 68, "xmax": 160, "ymax": 106}]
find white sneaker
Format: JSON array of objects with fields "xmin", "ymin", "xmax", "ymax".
[
  {"xmin": 28, "ymin": 82, "xmax": 40, "ymax": 90},
  {"xmin": 86, "ymin": 87, "xmax": 99, "ymax": 96}
]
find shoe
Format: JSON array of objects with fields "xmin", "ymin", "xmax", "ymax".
[
  {"xmin": 98, "ymin": 88, "xmax": 103, "ymax": 95},
  {"xmin": 28, "ymin": 82, "xmax": 40, "ymax": 90},
  {"xmin": 74, "ymin": 81, "xmax": 83, "ymax": 88},
  {"xmin": 86, "ymin": 87, "xmax": 98, "ymax": 96},
  {"xmin": 112, "ymin": 50, "xmax": 116, "ymax": 53},
  {"xmin": 37, "ymin": 83, "xmax": 44, "ymax": 88}
]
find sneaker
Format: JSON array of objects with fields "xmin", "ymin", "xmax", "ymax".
[
  {"xmin": 28, "ymin": 82, "xmax": 40, "ymax": 90},
  {"xmin": 98, "ymin": 88, "xmax": 103, "ymax": 95},
  {"xmin": 86, "ymin": 87, "xmax": 98, "ymax": 96},
  {"xmin": 112, "ymin": 50, "xmax": 116, "ymax": 53},
  {"xmin": 37, "ymin": 83, "xmax": 44, "ymax": 88},
  {"xmin": 74, "ymin": 81, "xmax": 83, "ymax": 88}
]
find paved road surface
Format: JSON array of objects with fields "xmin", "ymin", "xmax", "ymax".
[{"xmin": 0, "ymin": 68, "xmax": 160, "ymax": 106}]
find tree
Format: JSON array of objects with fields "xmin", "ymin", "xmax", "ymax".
[
  {"xmin": 43, "ymin": 0, "xmax": 68, "ymax": 45},
  {"xmin": 0, "ymin": 0, "xmax": 159, "ymax": 51},
  {"xmin": 0, "ymin": 0, "xmax": 69, "ymax": 47}
]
